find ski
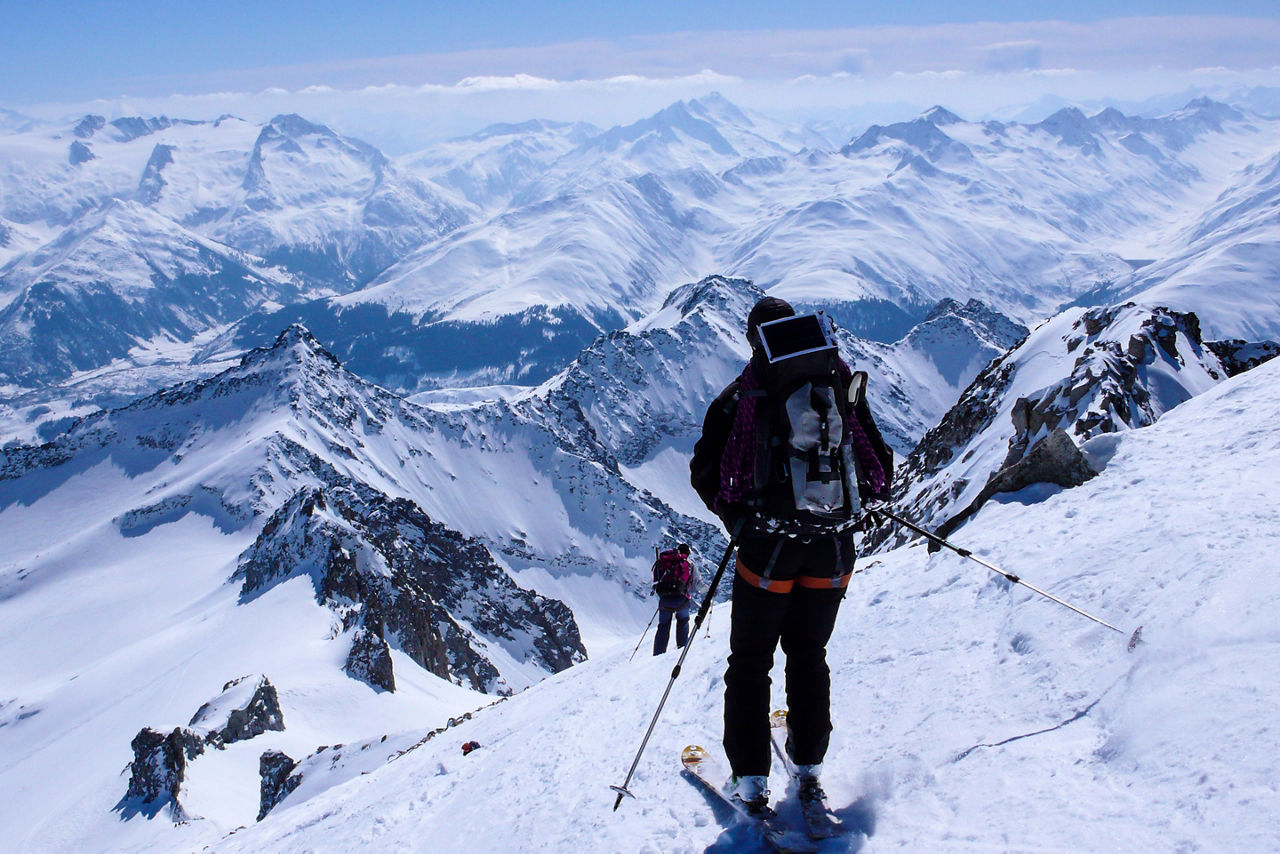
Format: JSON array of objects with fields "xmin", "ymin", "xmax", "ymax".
[
  {"xmin": 769, "ymin": 710, "xmax": 845, "ymax": 842},
  {"xmin": 769, "ymin": 709, "xmax": 795, "ymax": 778},
  {"xmin": 795, "ymin": 785, "xmax": 844, "ymax": 841},
  {"xmin": 681, "ymin": 744, "xmax": 817, "ymax": 854}
]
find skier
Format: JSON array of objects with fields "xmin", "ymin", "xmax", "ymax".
[
  {"xmin": 689, "ymin": 296, "xmax": 892, "ymax": 821},
  {"xmin": 651, "ymin": 544, "xmax": 696, "ymax": 656}
]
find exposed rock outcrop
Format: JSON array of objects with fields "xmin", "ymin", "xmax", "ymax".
[
  {"xmin": 122, "ymin": 676, "xmax": 285, "ymax": 819},
  {"xmin": 934, "ymin": 429, "xmax": 1097, "ymax": 542},
  {"xmin": 258, "ymin": 750, "xmax": 301, "ymax": 821},
  {"xmin": 345, "ymin": 625, "xmax": 396, "ymax": 692},
  {"xmin": 879, "ymin": 304, "xmax": 1241, "ymax": 546},
  {"xmin": 1206, "ymin": 339, "xmax": 1280, "ymax": 377},
  {"xmin": 122, "ymin": 726, "xmax": 205, "ymax": 817},
  {"xmin": 237, "ymin": 477, "xmax": 586, "ymax": 694},
  {"xmin": 189, "ymin": 675, "xmax": 285, "ymax": 748}
]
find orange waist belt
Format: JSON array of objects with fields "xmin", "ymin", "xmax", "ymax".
[{"xmin": 736, "ymin": 559, "xmax": 852, "ymax": 593}]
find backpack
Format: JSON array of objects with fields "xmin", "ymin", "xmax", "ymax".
[
  {"xmin": 748, "ymin": 313, "xmax": 863, "ymax": 527},
  {"xmin": 652, "ymin": 549, "xmax": 692, "ymax": 598}
]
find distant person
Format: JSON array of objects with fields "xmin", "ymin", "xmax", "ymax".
[
  {"xmin": 690, "ymin": 297, "xmax": 893, "ymax": 820},
  {"xmin": 651, "ymin": 544, "xmax": 696, "ymax": 655}
]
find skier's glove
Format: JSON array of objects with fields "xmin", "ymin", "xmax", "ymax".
[
  {"xmin": 717, "ymin": 503, "xmax": 752, "ymax": 537},
  {"xmin": 861, "ymin": 499, "xmax": 888, "ymax": 529}
]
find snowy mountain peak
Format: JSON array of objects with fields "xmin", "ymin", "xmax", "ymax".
[
  {"xmin": 73, "ymin": 113, "xmax": 105, "ymax": 139},
  {"xmin": 1036, "ymin": 107, "xmax": 1100, "ymax": 152},
  {"xmin": 243, "ymin": 113, "xmax": 389, "ymax": 200},
  {"xmin": 842, "ymin": 114, "xmax": 971, "ymax": 162},
  {"xmin": 921, "ymin": 298, "xmax": 1027, "ymax": 345},
  {"xmin": 922, "ymin": 105, "xmax": 964, "ymax": 125},
  {"xmin": 583, "ymin": 99, "xmax": 739, "ymax": 159},
  {"xmin": 260, "ymin": 322, "xmax": 342, "ymax": 369},
  {"xmin": 655, "ymin": 273, "xmax": 762, "ymax": 327},
  {"xmin": 685, "ymin": 92, "xmax": 756, "ymax": 128},
  {"xmin": 261, "ymin": 112, "xmax": 333, "ymax": 140},
  {"xmin": 1089, "ymin": 106, "xmax": 1132, "ymax": 132},
  {"xmin": 1175, "ymin": 96, "xmax": 1246, "ymax": 127}
]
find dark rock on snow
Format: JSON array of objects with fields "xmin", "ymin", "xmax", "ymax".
[
  {"xmin": 934, "ymin": 428, "xmax": 1097, "ymax": 542},
  {"xmin": 345, "ymin": 625, "xmax": 396, "ymax": 692},
  {"xmin": 123, "ymin": 726, "xmax": 205, "ymax": 813},
  {"xmin": 1206, "ymin": 339, "xmax": 1280, "ymax": 377},
  {"xmin": 258, "ymin": 750, "xmax": 301, "ymax": 821},
  {"xmin": 189, "ymin": 675, "xmax": 285, "ymax": 748},
  {"xmin": 237, "ymin": 477, "xmax": 586, "ymax": 694}
]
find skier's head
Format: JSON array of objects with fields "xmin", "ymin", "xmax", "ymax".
[
  {"xmin": 746, "ymin": 296, "xmax": 795, "ymax": 350},
  {"xmin": 677, "ymin": 543, "xmax": 691, "ymax": 555}
]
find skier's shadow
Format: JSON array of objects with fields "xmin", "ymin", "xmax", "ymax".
[
  {"xmin": 112, "ymin": 794, "xmax": 180, "ymax": 821},
  {"xmin": 693, "ymin": 783, "xmax": 877, "ymax": 853},
  {"xmin": 689, "ymin": 777, "xmax": 770, "ymax": 852},
  {"xmin": 829, "ymin": 796, "xmax": 877, "ymax": 850}
]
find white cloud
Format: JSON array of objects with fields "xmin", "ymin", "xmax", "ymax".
[
  {"xmin": 13, "ymin": 17, "xmax": 1280, "ymax": 152},
  {"xmin": 980, "ymin": 40, "xmax": 1044, "ymax": 73}
]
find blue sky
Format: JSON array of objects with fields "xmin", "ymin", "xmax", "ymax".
[
  {"xmin": 5, "ymin": 1, "xmax": 1280, "ymax": 104},
  {"xmin": 4, "ymin": 2, "xmax": 1279, "ymax": 147}
]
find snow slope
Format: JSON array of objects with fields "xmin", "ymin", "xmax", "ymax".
[
  {"xmin": 1103, "ymin": 146, "xmax": 1280, "ymax": 341},
  {"xmin": 202, "ymin": 352, "xmax": 1280, "ymax": 853}
]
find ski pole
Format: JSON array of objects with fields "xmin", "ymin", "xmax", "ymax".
[
  {"xmin": 628, "ymin": 607, "xmax": 661, "ymax": 662},
  {"xmin": 875, "ymin": 508, "xmax": 1142, "ymax": 651},
  {"xmin": 611, "ymin": 524, "xmax": 743, "ymax": 810}
]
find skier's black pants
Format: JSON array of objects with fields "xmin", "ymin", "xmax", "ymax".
[
  {"xmin": 723, "ymin": 550, "xmax": 847, "ymax": 777},
  {"xmin": 653, "ymin": 595, "xmax": 690, "ymax": 655}
]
